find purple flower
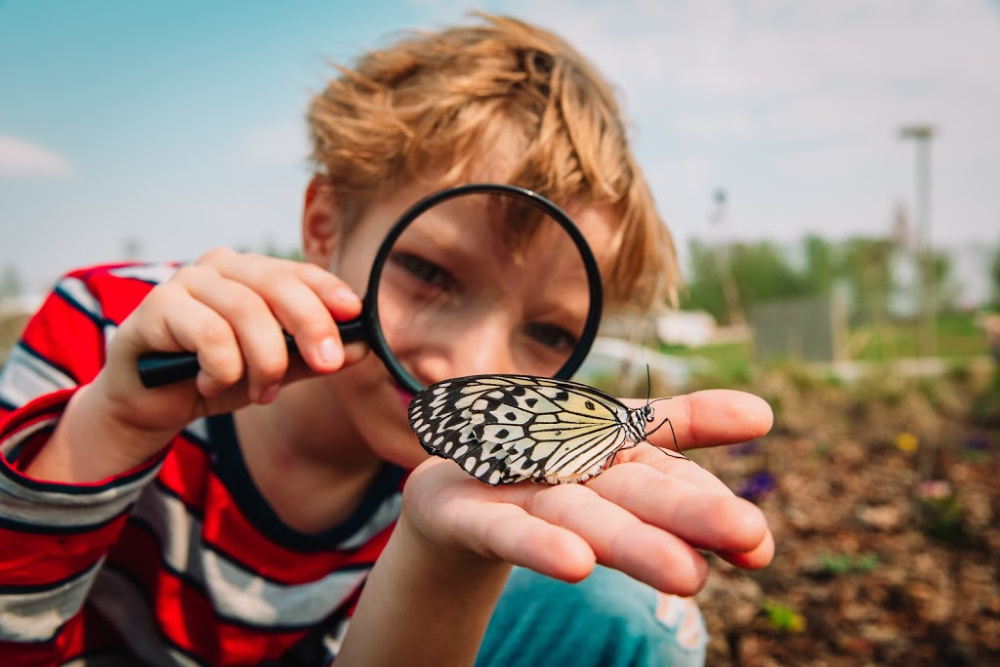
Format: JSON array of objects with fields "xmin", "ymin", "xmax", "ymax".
[
  {"xmin": 962, "ymin": 433, "xmax": 991, "ymax": 452},
  {"xmin": 729, "ymin": 439, "xmax": 762, "ymax": 458},
  {"xmin": 738, "ymin": 470, "xmax": 776, "ymax": 502}
]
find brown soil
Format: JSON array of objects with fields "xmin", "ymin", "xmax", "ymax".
[{"xmin": 691, "ymin": 363, "xmax": 1000, "ymax": 665}]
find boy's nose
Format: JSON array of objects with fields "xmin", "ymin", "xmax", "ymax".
[{"xmin": 408, "ymin": 316, "xmax": 515, "ymax": 387}]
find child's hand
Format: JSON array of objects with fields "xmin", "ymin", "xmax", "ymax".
[
  {"xmin": 42, "ymin": 249, "xmax": 364, "ymax": 478},
  {"xmin": 399, "ymin": 389, "xmax": 774, "ymax": 595}
]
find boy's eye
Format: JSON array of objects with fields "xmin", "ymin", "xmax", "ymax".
[
  {"xmin": 524, "ymin": 322, "xmax": 577, "ymax": 352},
  {"xmin": 389, "ymin": 252, "xmax": 456, "ymax": 292}
]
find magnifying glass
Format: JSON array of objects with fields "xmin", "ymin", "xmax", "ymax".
[{"xmin": 137, "ymin": 183, "xmax": 604, "ymax": 394}]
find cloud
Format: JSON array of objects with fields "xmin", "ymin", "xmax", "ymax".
[
  {"xmin": 494, "ymin": 0, "xmax": 1000, "ymax": 244},
  {"xmin": 0, "ymin": 136, "xmax": 72, "ymax": 176}
]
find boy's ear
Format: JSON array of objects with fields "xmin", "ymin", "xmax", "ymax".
[{"xmin": 302, "ymin": 175, "xmax": 340, "ymax": 266}]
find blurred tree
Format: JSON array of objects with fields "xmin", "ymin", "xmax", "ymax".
[
  {"xmin": 680, "ymin": 239, "xmax": 728, "ymax": 323},
  {"xmin": 681, "ymin": 239, "xmax": 809, "ymax": 324},
  {"xmin": 926, "ymin": 248, "xmax": 958, "ymax": 313},
  {"xmin": 990, "ymin": 243, "xmax": 1000, "ymax": 309},
  {"xmin": 728, "ymin": 241, "xmax": 810, "ymax": 304},
  {"xmin": 801, "ymin": 235, "xmax": 839, "ymax": 295},
  {"xmin": 840, "ymin": 238, "xmax": 895, "ymax": 326}
]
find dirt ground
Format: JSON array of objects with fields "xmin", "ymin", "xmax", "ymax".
[{"xmin": 690, "ymin": 361, "xmax": 1000, "ymax": 665}]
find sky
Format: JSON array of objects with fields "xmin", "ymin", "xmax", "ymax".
[{"xmin": 2, "ymin": 0, "xmax": 999, "ymax": 301}]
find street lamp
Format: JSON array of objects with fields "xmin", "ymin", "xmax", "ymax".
[{"xmin": 899, "ymin": 124, "xmax": 936, "ymax": 357}]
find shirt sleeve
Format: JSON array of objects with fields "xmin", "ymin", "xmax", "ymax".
[{"xmin": 0, "ymin": 264, "xmax": 168, "ymax": 645}]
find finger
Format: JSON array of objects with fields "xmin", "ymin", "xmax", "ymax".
[
  {"xmin": 199, "ymin": 249, "xmax": 363, "ymax": 372},
  {"xmin": 586, "ymin": 461, "xmax": 770, "ymax": 555},
  {"xmin": 405, "ymin": 461, "xmax": 595, "ymax": 581},
  {"xmin": 177, "ymin": 266, "xmax": 288, "ymax": 402},
  {"xmin": 623, "ymin": 390, "xmax": 773, "ymax": 451},
  {"xmin": 505, "ymin": 482, "xmax": 709, "ymax": 596},
  {"xmin": 620, "ymin": 444, "xmax": 740, "ymax": 496},
  {"xmin": 717, "ymin": 528, "xmax": 775, "ymax": 570},
  {"xmin": 451, "ymin": 496, "xmax": 597, "ymax": 582},
  {"xmin": 150, "ymin": 286, "xmax": 244, "ymax": 398}
]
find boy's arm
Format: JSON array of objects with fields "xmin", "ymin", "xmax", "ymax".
[
  {"xmin": 337, "ymin": 390, "xmax": 774, "ymax": 665},
  {"xmin": 0, "ymin": 268, "xmax": 168, "ymax": 656},
  {"xmin": 336, "ymin": 513, "xmax": 512, "ymax": 666}
]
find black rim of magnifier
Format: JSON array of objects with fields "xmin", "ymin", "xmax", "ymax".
[
  {"xmin": 136, "ymin": 183, "xmax": 604, "ymax": 394},
  {"xmin": 367, "ymin": 183, "xmax": 604, "ymax": 394}
]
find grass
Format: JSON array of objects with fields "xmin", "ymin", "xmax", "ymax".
[
  {"xmin": 849, "ymin": 311, "xmax": 988, "ymax": 361},
  {"xmin": 660, "ymin": 311, "xmax": 989, "ymax": 388}
]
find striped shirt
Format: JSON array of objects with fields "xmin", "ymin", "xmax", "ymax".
[{"xmin": 0, "ymin": 263, "xmax": 405, "ymax": 666}]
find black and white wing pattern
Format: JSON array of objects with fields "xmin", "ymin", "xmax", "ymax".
[{"xmin": 407, "ymin": 374, "xmax": 656, "ymax": 485}]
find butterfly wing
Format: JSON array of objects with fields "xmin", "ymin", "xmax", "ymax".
[{"xmin": 408, "ymin": 375, "xmax": 636, "ymax": 485}]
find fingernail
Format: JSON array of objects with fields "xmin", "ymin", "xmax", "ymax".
[
  {"xmin": 335, "ymin": 287, "xmax": 360, "ymax": 304},
  {"xmin": 318, "ymin": 337, "xmax": 343, "ymax": 366}
]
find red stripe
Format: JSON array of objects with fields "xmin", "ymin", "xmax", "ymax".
[
  {"xmin": 157, "ymin": 436, "xmax": 212, "ymax": 508},
  {"xmin": 0, "ymin": 516, "xmax": 128, "ymax": 588},
  {"xmin": 20, "ymin": 292, "xmax": 106, "ymax": 385},
  {"xmin": 79, "ymin": 265, "xmax": 158, "ymax": 325},
  {"xmin": 107, "ymin": 522, "xmax": 319, "ymax": 664},
  {"xmin": 108, "ymin": 522, "xmax": 221, "ymax": 660},
  {"xmin": 200, "ymin": 473, "xmax": 395, "ymax": 583}
]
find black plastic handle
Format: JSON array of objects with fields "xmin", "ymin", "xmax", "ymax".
[{"xmin": 137, "ymin": 317, "xmax": 366, "ymax": 388}]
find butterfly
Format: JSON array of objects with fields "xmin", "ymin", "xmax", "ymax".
[{"xmin": 407, "ymin": 374, "xmax": 683, "ymax": 485}]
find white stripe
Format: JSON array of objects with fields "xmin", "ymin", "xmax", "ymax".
[
  {"xmin": 0, "ymin": 344, "xmax": 77, "ymax": 407},
  {"xmin": 56, "ymin": 277, "xmax": 104, "ymax": 321},
  {"xmin": 132, "ymin": 484, "xmax": 378, "ymax": 627},
  {"xmin": 89, "ymin": 568, "xmax": 201, "ymax": 667},
  {"xmin": 108, "ymin": 263, "xmax": 178, "ymax": 285},
  {"xmin": 0, "ymin": 417, "xmax": 160, "ymax": 527},
  {"xmin": 182, "ymin": 417, "xmax": 209, "ymax": 443},
  {"xmin": 0, "ymin": 558, "xmax": 104, "ymax": 642},
  {"xmin": 338, "ymin": 492, "xmax": 401, "ymax": 549}
]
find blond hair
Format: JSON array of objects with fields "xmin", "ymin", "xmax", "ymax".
[{"xmin": 307, "ymin": 13, "xmax": 678, "ymax": 312}]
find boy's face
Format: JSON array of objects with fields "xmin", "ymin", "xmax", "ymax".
[{"xmin": 304, "ymin": 179, "xmax": 617, "ymax": 469}]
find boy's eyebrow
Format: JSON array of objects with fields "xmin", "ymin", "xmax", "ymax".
[{"xmin": 399, "ymin": 213, "xmax": 485, "ymax": 267}]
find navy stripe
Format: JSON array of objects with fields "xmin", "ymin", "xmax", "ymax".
[
  {"xmin": 0, "ymin": 443, "xmax": 163, "ymax": 496},
  {"xmin": 208, "ymin": 413, "xmax": 404, "ymax": 553}
]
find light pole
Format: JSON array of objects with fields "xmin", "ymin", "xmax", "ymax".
[
  {"xmin": 899, "ymin": 124, "xmax": 936, "ymax": 357},
  {"xmin": 709, "ymin": 188, "xmax": 746, "ymax": 328}
]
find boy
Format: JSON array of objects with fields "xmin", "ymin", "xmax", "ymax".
[{"xmin": 0, "ymin": 14, "xmax": 773, "ymax": 666}]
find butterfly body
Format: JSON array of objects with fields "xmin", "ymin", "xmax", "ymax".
[{"xmin": 408, "ymin": 374, "xmax": 657, "ymax": 485}]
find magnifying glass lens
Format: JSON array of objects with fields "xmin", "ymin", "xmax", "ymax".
[
  {"xmin": 375, "ymin": 190, "xmax": 593, "ymax": 386},
  {"xmin": 136, "ymin": 185, "xmax": 601, "ymax": 395}
]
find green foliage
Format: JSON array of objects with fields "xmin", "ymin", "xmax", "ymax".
[
  {"xmin": 990, "ymin": 242, "xmax": 1000, "ymax": 307},
  {"xmin": 761, "ymin": 599, "xmax": 806, "ymax": 633},
  {"xmin": 680, "ymin": 239, "xmax": 811, "ymax": 324},
  {"xmin": 813, "ymin": 551, "xmax": 880, "ymax": 576},
  {"xmin": 917, "ymin": 492, "xmax": 967, "ymax": 543},
  {"xmin": 679, "ymin": 234, "xmax": 962, "ymax": 325}
]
